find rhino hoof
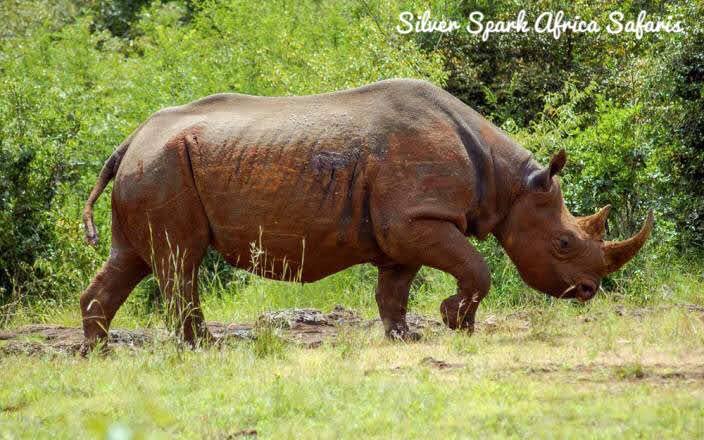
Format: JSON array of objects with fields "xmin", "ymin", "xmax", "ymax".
[
  {"xmin": 79, "ymin": 339, "xmax": 111, "ymax": 357},
  {"xmin": 387, "ymin": 327, "xmax": 422, "ymax": 342}
]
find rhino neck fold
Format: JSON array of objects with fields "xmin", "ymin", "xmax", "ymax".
[
  {"xmin": 488, "ymin": 148, "xmax": 546, "ymax": 248},
  {"xmin": 460, "ymin": 120, "xmax": 538, "ymax": 241}
]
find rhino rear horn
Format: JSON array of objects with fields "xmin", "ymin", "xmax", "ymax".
[
  {"xmin": 578, "ymin": 205, "xmax": 611, "ymax": 240},
  {"xmin": 529, "ymin": 149, "xmax": 567, "ymax": 192},
  {"xmin": 603, "ymin": 211, "xmax": 654, "ymax": 273}
]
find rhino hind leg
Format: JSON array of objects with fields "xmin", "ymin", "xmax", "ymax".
[
  {"xmin": 140, "ymin": 191, "xmax": 213, "ymax": 345},
  {"xmin": 80, "ymin": 245, "xmax": 150, "ymax": 355},
  {"xmin": 150, "ymin": 240, "xmax": 212, "ymax": 347},
  {"xmin": 376, "ymin": 220, "xmax": 490, "ymax": 332},
  {"xmin": 375, "ymin": 264, "xmax": 421, "ymax": 341},
  {"xmin": 140, "ymin": 196, "xmax": 213, "ymax": 347},
  {"xmin": 115, "ymin": 132, "xmax": 213, "ymax": 346}
]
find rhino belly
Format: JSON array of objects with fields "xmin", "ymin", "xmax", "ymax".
[{"xmin": 188, "ymin": 132, "xmax": 382, "ymax": 282}]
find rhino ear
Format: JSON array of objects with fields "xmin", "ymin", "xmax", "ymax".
[{"xmin": 528, "ymin": 149, "xmax": 567, "ymax": 192}]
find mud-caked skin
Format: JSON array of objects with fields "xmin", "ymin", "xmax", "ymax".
[{"xmin": 80, "ymin": 79, "xmax": 653, "ymax": 350}]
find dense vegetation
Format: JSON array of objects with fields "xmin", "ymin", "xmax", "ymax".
[{"xmin": 0, "ymin": 0, "xmax": 702, "ymax": 314}]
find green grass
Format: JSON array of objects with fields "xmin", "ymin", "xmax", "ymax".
[
  {"xmin": 2, "ymin": 285, "xmax": 704, "ymax": 439},
  {"xmin": 1, "ymin": 257, "xmax": 703, "ymax": 439}
]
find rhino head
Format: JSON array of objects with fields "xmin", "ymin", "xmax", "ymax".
[{"xmin": 496, "ymin": 150, "xmax": 654, "ymax": 302}]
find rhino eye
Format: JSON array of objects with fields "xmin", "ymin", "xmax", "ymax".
[{"xmin": 557, "ymin": 234, "xmax": 572, "ymax": 251}]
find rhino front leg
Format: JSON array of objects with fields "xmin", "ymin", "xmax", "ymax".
[
  {"xmin": 438, "ymin": 243, "xmax": 490, "ymax": 332},
  {"xmin": 377, "ymin": 220, "xmax": 490, "ymax": 332},
  {"xmin": 375, "ymin": 264, "xmax": 420, "ymax": 341},
  {"xmin": 439, "ymin": 291, "xmax": 486, "ymax": 331}
]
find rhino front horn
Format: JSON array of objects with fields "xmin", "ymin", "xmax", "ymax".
[{"xmin": 602, "ymin": 211, "xmax": 654, "ymax": 273}]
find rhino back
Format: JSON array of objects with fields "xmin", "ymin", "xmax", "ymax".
[
  {"xmin": 187, "ymin": 90, "xmax": 393, "ymax": 274},
  {"xmin": 116, "ymin": 79, "xmax": 488, "ymax": 280}
]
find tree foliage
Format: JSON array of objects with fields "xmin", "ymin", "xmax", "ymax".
[
  {"xmin": 0, "ymin": 0, "xmax": 701, "ymax": 302},
  {"xmin": 415, "ymin": 0, "xmax": 703, "ymax": 245}
]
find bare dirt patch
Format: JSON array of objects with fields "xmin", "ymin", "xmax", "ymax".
[
  {"xmin": 364, "ymin": 356, "xmax": 468, "ymax": 376},
  {"xmin": 514, "ymin": 362, "xmax": 704, "ymax": 384},
  {"xmin": 0, "ymin": 306, "xmax": 444, "ymax": 356}
]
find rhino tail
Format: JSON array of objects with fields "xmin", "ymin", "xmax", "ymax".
[{"xmin": 82, "ymin": 139, "xmax": 131, "ymax": 246}]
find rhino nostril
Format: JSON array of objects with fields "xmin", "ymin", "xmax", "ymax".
[{"xmin": 578, "ymin": 282, "xmax": 597, "ymax": 300}]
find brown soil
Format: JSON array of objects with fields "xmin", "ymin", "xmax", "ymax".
[
  {"xmin": 0, "ymin": 306, "xmax": 443, "ymax": 356},
  {"xmin": 513, "ymin": 362, "xmax": 704, "ymax": 384}
]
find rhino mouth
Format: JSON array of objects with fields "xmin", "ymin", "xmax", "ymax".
[{"xmin": 561, "ymin": 280, "xmax": 598, "ymax": 302}]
